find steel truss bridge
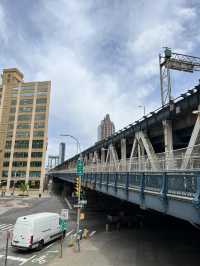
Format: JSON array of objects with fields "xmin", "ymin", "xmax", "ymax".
[{"xmin": 50, "ymin": 84, "xmax": 200, "ymax": 225}]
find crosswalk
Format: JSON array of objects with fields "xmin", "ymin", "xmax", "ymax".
[{"xmin": 0, "ymin": 224, "xmax": 13, "ymax": 232}]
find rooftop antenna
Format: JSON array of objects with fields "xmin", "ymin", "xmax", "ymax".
[{"xmin": 159, "ymin": 47, "xmax": 200, "ymax": 106}]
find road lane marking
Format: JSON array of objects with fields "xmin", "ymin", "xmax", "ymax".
[
  {"xmin": 1, "ymin": 225, "xmax": 13, "ymax": 231},
  {"xmin": 19, "ymin": 255, "xmax": 36, "ymax": 265},
  {"xmin": 66, "ymin": 230, "xmax": 73, "ymax": 237},
  {"xmin": 0, "ymin": 224, "xmax": 6, "ymax": 228},
  {"xmin": 44, "ymin": 243, "xmax": 54, "ymax": 250},
  {"xmin": 47, "ymin": 250, "xmax": 59, "ymax": 253},
  {"xmin": 64, "ymin": 197, "xmax": 72, "ymax": 210},
  {"xmin": 89, "ymin": 230, "xmax": 96, "ymax": 237},
  {"xmin": 0, "ymin": 224, "xmax": 12, "ymax": 229},
  {"xmin": 0, "ymin": 224, "xmax": 13, "ymax": 231}
]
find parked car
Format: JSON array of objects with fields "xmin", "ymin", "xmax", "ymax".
[{"xmin": 11, "ymin": 212, "xmax": 66, "ymax": 250}]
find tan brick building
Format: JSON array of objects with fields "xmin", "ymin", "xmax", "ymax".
[{"xmin": 0, "ymin": 68, "xmax": 50, "ymax": 192}]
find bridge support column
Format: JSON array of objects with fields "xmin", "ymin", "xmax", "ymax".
[
  {"xmin": 163, "ymin": 120, "xmax": 174, "ymax": 170},
  {"xmin": 182, "ymin": 106, "xmax": 200, "ymax": 169},
  {"xmin": 121, "ymin": 138, "xmax": 127, "ymax": 171},
  {"xmin": 101, "ymin": 148, "xmax": 105, "ymax": 171},
  {"xmin": 136, "ymin": 131, "xmax": 158, "ymax": 171},
  {"xmin": 105, "ymin": 144, "xmax": 119, "ymax": 172}
]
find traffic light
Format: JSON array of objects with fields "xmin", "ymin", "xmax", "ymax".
[{"xmin": 74, "ymin": 176, "xmax": 81, "ymax": 197}]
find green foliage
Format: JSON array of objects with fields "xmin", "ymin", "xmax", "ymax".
[{"xmin": 19, "ymin": 182, "xmax": 28, "ymax": 195}]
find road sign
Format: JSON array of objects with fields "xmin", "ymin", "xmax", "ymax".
[
  {"xmin": 80, "ymin": 200, "xmax": 87, "ymax": 205},
  {"xmin": 74, "ymin": 204, "xmax": 84, "ymax": 208},
  {"xmin": 61, "ymin": 209, "xmax": 69, "ymax": 220},
  {"xmin": 76, "ymin": 159, "xmax": 84, "ymax": 176},
  {"xmin": 59, "ymin": 218, "xmax": 67, "ymax": 231}
]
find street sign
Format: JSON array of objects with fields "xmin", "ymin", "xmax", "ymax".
[
  {"xmin": 61, "ymin": 209, "xmax": 69, "ymax": 220},
  {"xmin": 80, "ymin": 200, "xmax": 87, "ymax": 205},
  {"xmin": 76, "ymin": 159, "xmax": 84, "ymax": 176},
  {"xmin": 74, "ymin": 204, "xmax": 83, "ymax": 208},
  {"xmin": 59, "ymin": 218, "xmax": 67, "ymax": 231}
]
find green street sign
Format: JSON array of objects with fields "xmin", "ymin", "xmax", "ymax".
[
  {"xmin": 76, "ymin": 159, "xmax": 84, "ymax": 176},
  {"xmin": 59, "ymin": 218, "xmax": 67, "ymax": 232}
]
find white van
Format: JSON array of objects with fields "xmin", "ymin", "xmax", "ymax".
[{"xmin": 11, "ymin": 212, "xmax": 65, "ymax": 250}]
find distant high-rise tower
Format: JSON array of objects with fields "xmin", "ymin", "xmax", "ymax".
[
  {"xmin": 97, "ymin": 114, "xmax": 115, "ymax": 141},
  {"xmin": 59, "ymin": 142, "xmax": 65, "ymax": 164}
]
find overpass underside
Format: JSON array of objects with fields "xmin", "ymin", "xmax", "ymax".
[{"xmin": 50, "ymin": 85, "xmax": 200, "ymax": 225}]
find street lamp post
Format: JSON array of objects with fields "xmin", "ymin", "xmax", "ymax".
[{"xmin": 60, "ymin": 134, "xmax": 83, "ymax": 252}]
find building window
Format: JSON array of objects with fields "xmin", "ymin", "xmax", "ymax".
[
  {"xmin": 33, "ymin": 131, "xmax": 44, "ymax": 137},
  {"xmin": 19, "ymin": 106, "xmax": 32, "ymax": 113},
  {"xmin": 8, "ymin": 124, "xmax": 14, "ymax": 130},
  {"xmin": 14, "ymin": 152, "xmax": 28, "ymax": 158},
  {"xmin": 18, "ymin": 115, "xmax": 32, "ymax": 121},
  {"xmin": 29, "ymin": 171, "xmax": 41, "ymax": 177},
  {"xmin": 15, "ymin": 140, "xmax": 29, "ymax": 149},
  {"xmin": 36, "ymin": 106, "xmax": 46, "ymax": 112},
  {"xmin": 17, "ymin": 124, "xmax": 31, "ymax": 129},
  {"xmin": 34, "ymin": 122, "xmax": 45, "ymax": 129},
  {"xmin": 11, "ymin": 99, "xmax": 17, "ymax": 105},
  {"xmin": 12, "ymin": 161, "xmax": 27, "ymax": 167},
  {"xmin": 16, "ymin": 131, "xmax": 30, "ymax": 138},
  {"xmin": 35, "ymin": 114, "xmax": 46, "ymax": 121},
  {"xmin": 7, "ymin": 132, "xmax": 13, "ymax": 138},
  {"xmin": 36, "ymin": 98, "xmax": 47, "ymax": 104},
  {"xmin": 5, "ymin": 141, "xmax": 12, "ymax": 149},
  {"xmin": 21, "ymin": 85, "xmax": 35, "ymax": 91},
  {"xmin": 30, "ymin": 161, "xmax": 42, "ymax": 167},
  {"xmin": 20, "ymin": 99, "xmax": 33, "ymax": 105},
  {"xmin": 3, "ymin": 161, "xmax": 9, "ymax": 167},
  {"xmin": 38, "ymin": 85, "xmax": 48, "ymax": 92},
  {"xmin": 10, "ymin": 107, "xmax": 16, "ymax": 113},
  {"xmin": 12, "ymin": 171, "xmax": 26, "ymax": 177},
  {"xmin": 2, "ymin": 171, "xmax": 8, "ymax": 177},
  {"xmin": 9, "ymin": 115, "xmax": 15, "ymax": 121},
  {"xmin": 32, "ymin": 140, "xmax": 43, "ymax": 148},
  {"xmin": 31, "ymin": 152, "xmax": 43, "ymax": 158},
  {"xmin": 4, "ymin": 152, "xmax": 11, "ymax": 158}
]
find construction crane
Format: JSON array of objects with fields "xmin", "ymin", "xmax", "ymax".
[{"xmin": 159, "ymin": 47, "xmax": 200, "ymax": 106}]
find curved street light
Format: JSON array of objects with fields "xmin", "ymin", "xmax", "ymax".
[{"xmin": 60, "ymin": 134, "xmax": 81, "ymax": 155}]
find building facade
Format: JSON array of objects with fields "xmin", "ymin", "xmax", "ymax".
[
  {"xmin": 97, "ymin": 114, "xmax": 115, "ymax": 141},
  {"xmin": 59, "ymin": 142, "xmax": 65, "ymax": 164},
  {"xmin": 0, "ymin": 68, "xmax": 51, "ymax": 192}
]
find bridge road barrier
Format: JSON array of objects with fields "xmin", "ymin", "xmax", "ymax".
[{"xmin": 51, "ymin": 170, "xmax": 200, "ymax": 225}]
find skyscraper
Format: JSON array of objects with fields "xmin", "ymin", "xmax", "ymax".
[
  {"xmin": 97, "ymin": 114, "xmax": 115, "ymax": 141},
  {"xmin": 0, "ymin": 68, "xmax": 51, "ymax": 192},
  {"xmin": 59, "ymin": 142, "xmax": 65, "ymax": 164}
]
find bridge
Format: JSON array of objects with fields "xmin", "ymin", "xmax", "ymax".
[{"xmin": 49, "ymin": 83, "xmax": 200, "ymax": 225}]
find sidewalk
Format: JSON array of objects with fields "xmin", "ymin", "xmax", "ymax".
[
  {"xmin": 49, "ymin": 237, "xmax": 116, "ymax": 266},
  {"xmin": 48, "ymin": 229, "xmax": 136, "ymax": 266}
]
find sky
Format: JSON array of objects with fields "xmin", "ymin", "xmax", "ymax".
[{"xmin": 0, "ymin": 0, "xmax": 200, "ymax": 159}]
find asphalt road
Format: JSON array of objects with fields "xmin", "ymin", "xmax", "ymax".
[
  {"xmin": 1, "ymin": 193, "xmax": 200, "ymax": 266},
  {"xmin": 0, "ymin": 196, "xmax": 71, "ymax": 266}
]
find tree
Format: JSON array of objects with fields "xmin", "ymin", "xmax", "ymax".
[{"xmin": 19, "ymin": 182, "xmax": 28, "ymax": 195}]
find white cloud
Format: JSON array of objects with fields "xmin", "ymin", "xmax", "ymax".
[{"xmin": 0, "ymin": 0, "xmax": 200, "ymax": 161}]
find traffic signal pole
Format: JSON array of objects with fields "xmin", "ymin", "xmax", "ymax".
[{"xmin": 76, "ymin": 175, "xmax": 81, "ymax": 252}]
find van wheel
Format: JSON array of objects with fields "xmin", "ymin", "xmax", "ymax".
[{"xmin": 37, "ymin": 240, "xmax": 44, "ymax": 251}]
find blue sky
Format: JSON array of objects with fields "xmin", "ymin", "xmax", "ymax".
[{"xmin": 0, "ymin": 0, "xmax": 200, "ymax": 158}]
